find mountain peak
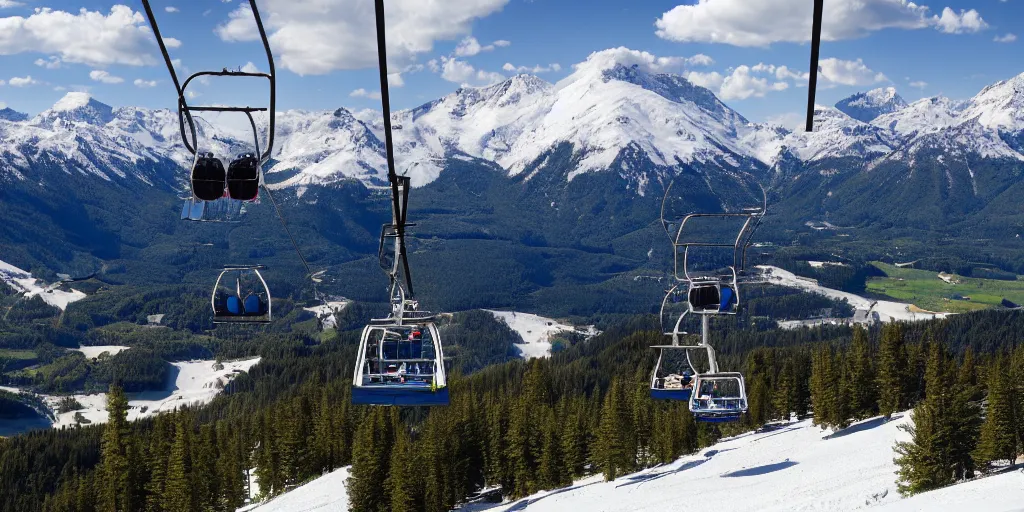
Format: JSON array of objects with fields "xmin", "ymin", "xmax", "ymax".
[
  {"xmin": 42, "ymin": 92, "xmax": 114, "ymax": 125},
  {"xmin": 835, "ymin": 87, "xmax": 908, "ymax": 123},
  {"xmin": 0, "ymin": 107, "xmax": 28, "ymax": 122}
]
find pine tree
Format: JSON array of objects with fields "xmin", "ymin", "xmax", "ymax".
[
  {"xmin": 192, "ymin": 424, "xmax": 218, "ymax": 511},
  {"xmin": 845, "ymin": 326, "xmax": 876, "ymax": 419},
  {"xmin": 877, "ymin": 322, "xmax": 909, "ymax": 419},
  {"xmin": 974, "ymin": 355, "xmax": 1018, "ymax": 468},
  {"xmin": 559, "ymin": 396, "xmax": 587, "ymax": 481},
  {"xmin": 385, "ymin": 423, "xmax": 419, "ymax": 512},
  {"xmin": 1012, "ymin": 345, "xmax": 1024, "ymax": 459},
  {"xmin": 144, "ymin": 414, "xmax": 173, "ymax": 512},
  {"xmin": 313, "ymin": 389, "xmax": 336, "ymax": 473},
  {"xmin": 215, "ymin": 421, "xmax": 245, "ymax": 511},
  {"xmin": 537, "ymin": 407, "xmax": 565, "ymax": 489},
  {"xmin": 347, "ymin": 407, "xmax": 393, "ymax": 512},
  {"xmin": 164, "ymin": 416, "xmax": 195, "ymax": 512},
  {"xmin": 810, "ymin": 346, "xmax": 836, "ymax": 428},
  {"xmin": 772, "ymin": 359, "xmax": 795, "ymax": 421},
  {"xmin": 97, "ymin": 384, "xmax": 132, "ymax": 512},
  {"xmin": 596, "ymin": 377, "xmax": 627, "ymax": 481}
]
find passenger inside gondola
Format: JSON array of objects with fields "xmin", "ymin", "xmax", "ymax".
[{"xmin": 192, "ymin": 152, "xmax": 226, "ymax": 201}]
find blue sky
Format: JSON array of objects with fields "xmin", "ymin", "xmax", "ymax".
[{"xmin": 0, "ymin": 0, "xmax": 1021, "ymax": 126}]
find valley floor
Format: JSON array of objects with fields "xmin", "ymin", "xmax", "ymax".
[{"xmin": 243, "ymin": 413, "xmax": 1024, "ymax": 512}]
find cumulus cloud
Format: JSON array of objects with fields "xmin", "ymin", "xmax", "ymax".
[
  {"xmin": 350, "ymin": 88, "xmax": 382, "ymax": 100},
  {"xmin": 718, "ymin": 65, "xmax": 788, "ymax": 100},
  {"xmin": 502, "ymin": 62, "xmax": 561, "ymax": 73},
  {"xmin": 163, "ymin": 37, "xmax": 182, "ymax": 49},
  {"xmin": 818, "ymin": 58, "xmax": 887, "ymax": 86},
  {"xmin": 134, "ymin": 78, "xmax": 158, "ymax": 87},
  {"xmin": 34, "ymin": 56, "xmax": 61, "ymax": 69},
  {"xmin": 908, "ymin": 80, "xmax": 927, "ymax": 89},
  {"xmin": 241, "ymin": 61, "xmax": 261, "ymax": 73},
  {"xmin": 215, "ymin": 0, "xmax": 509, "ymax": 75},
  {"xmin": 0, "ymin": 1, "xmax": 23, "ymax": 8},
  {"xmin": 388, "ymin": 72, "xmax": 404, "ymax": 87},
  {"xmin": 933, "ymin": 7, "xmax": 988, "ymax": 34},
  {"xmin": 8, "ymin": 75, "xmax": 39, "ymax": 87},
  {"xmin": 655, "ymin": 0, "xmax": 987, "ymax": 46},
  {"xmin": 994, "ymin": 33, "xmax": 1017, "ymax": 43},
  {"xmin": 165, "ymin": 6, "xmax": 179, "ymax": 13},
  {"xmin": 453, "ymin": 36, "xmax": 509, "ymax": 56},
  {"xmin": 0, "ymin": 6, "xmax": 157, "ymax": 67},
  {"xmin": 89, "ymin": 70, "xmax": 124, "ymax": 84},
  {"xmin": 576, "ymin": 48, "xmax": 716, "ymax": 75},
  {"xmin": 438, "ymin": 56, "xmax": 504, "ymax": 85},
  {"xmin": 685, "ymin": 70, "xmax": 725, "ymax": 90}
]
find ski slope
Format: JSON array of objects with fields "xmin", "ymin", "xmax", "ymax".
[
  {"xmin": 486, "ymin": 310, "xmax": 599, "ymax": 359},
  {"xmin": 0, "ymin": 259, "xmax": 86, "ymax": 310},
  {"xmin": 236, "ymin": 413, "xmax": 1024, "ymax": 512},
  {"xmin": 38, "ymin": 358, "xmax": 261, "ymax": 429},
  {"xmin": 761, "ymin": 266, "xmax": 949, "ymax": 323},
  {"xmin": 72, "ymin": 345, "xmax": 130, "ymax": 360}
]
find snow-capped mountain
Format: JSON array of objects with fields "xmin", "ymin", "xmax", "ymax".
[
  {"xmin": 834, "ymin": 87, "xmax": 908, "ymax": 123},
  {"xmin": 3, "ymin": 52, "xmax": 1024, "ymax": 204},
  {"xmin": 0, "ymin": 107, "xmax": 27, "ymax": 122}
]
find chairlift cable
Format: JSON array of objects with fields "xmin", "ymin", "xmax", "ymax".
[
  {"xmin": 261, "ymin": 184, "xmax": 324, "ymax": 301},
  {"xmin": 806, "ymin": 0, "xmax": 825, "ymax": 132}
]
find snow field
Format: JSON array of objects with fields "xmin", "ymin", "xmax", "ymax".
[{"xmin": 486, "ymin": 310, "xmax": 599, "ymax": 359}]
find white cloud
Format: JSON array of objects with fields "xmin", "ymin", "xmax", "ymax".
[
  {"xmin": 686, "ymin": 70, "xmax": 725, "ymax": 90},
  {"xmin": 427, "ymin": 59, "xmax": 440, "ymax": 73},
  {"xmin": 933, "ymin": 8, "xmax": 988, "ymax": 34},
  {"xmin": 8, "ymin": 75, "xmax": 39, "ymax": 87},
  {"xmin": 34, "ymin": 56, "xmax": 61, "ymax": 69},
  {"xmin": 502, "ymin": 62, "xmax": 561, "ymax": 73},
  {"xmin": 994, "ymin": 33, "xmax": 1017, "ymax": 43},
  {"xmin": 818, "ymin": 58, "xmax": 887, "ymax": 86},
  {"xmin": 718, "ymin": 65, "xmax": 788, "ymax": 100},
  {"xmin": 909, "ymin": 80, "xmax": 927, "ymax": 89},
  {"xmin": 388, "ymin": 72, "xmax": 404, "ymax": 87},
  {"xmin": 440, "ymin": 57, "xmax": 476, "ymax": 83},
  {"xmin": 0, "ymin": 1, "xmax": 23, "ymax": 8},
  {"xmin": 655, "ymin": 0, "xmax": 986, "ymax": 46},
  {"xmin": 241, "ymin": 61, "xmax": 261, "ymax": 73},
  {"xmin": 349, "ymin": 88, "xmax": 382, "ymax": 100},
  {"xmin": 186, "ymin": 90, "xmax": 200, "ymax": 99},
  {"xmin": 454, "ymin": 36, "xmax": 484, "ymax": 56},
  {"xmin": 165, "ymin": 6, "xmax": 179, "ymax": 13},
  {"xmin": 163, "ymin": 37, "xmax": 182, "ymax": 49},
  {"xmin": 766, "ymin": 112, "xmax": 805, "ymax": 130},
  {"xmin": 0, "ymin": 80, "xmax": 5, "ymax": 86},
  {"xmin": 453, "ymin": 36, "xmax": 509, "ymax": 56},
  {"xmin": 89, "ymin": 70, "xmax": 124, "ymax": 84},
  {"xmin": 53, "ymin": 85, "xmax": 65, "ymax": 91},
  {"xmin": 134, "ymin": 78, "xmax": 158, "ymax": 87},
  {"xmin": 0, "ymin": 6, "xmax": 157, "ymax": 67},
  {"xmin": 438, "ymin": 56, "xmax": 504, "ymax": 85},
  {"xmin": 577, "ymin": 48, "xmax": 716, "ymax": 75},
  {"xmin": 216, "ymin": 0, "xmax": 510, "ymax": 75},
  {"xmin": 475, "ymin": 69, "xmax": 505, "ymax": 85}
]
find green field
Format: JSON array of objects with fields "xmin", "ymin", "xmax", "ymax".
[
  {"xmin": 0, "ymin": 349, "xmax": 37, "ymax": 361},
  {"xmin": 866, "ymin": 262, "xmax": 1024, "ymax": 314}
]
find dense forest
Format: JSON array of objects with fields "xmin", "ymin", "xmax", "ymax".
[{"xmin": 1, "ymin": 309, "xmax": 1021, "ymax": 512}]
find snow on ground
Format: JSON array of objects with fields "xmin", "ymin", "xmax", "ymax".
[
  {"xmin": 72, "ymin": 345, "xmax": 130, "ymax": 360},
  {"xmin": 303, "ymin": 300, "xmax": 350, "ymax": 330},
  {"xmin": 239, "ymin": 466, "xmax": 350, "ymax": 512},
  {"xmin": 238, "ymin": 413, "xmax": 1024, "ymax": 512},
  {"xmin": 46, "ymin": 357, "xmax": 261, "ymax": 429},
  {"xmin": 875, "ymin": 470, "xmax": 1024, "ymax": 511},
  {"xmin": 0, "ymin": 259, "xmax": 86, "ymax": 310},
  {"xmin": 760, "ymin": 266, "xmax": 949, "ymax": 323},
  {"xmin": 486, "ymin": 311, "xmax": 599, "ymax": 359}
]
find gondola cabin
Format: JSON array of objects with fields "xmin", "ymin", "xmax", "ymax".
[
  {"xmin": 352, "ymin": 321, "xmax": 449, "ymax": 406},
  {"xmin": 211, "ymin": 266, "xmax": 271, "ymax": 324},
  {"xmin": 689, "ymin": 372, "xmax": 747, "ymax": 422},
  {"xmin": 649, "ymin": 345, "xmax": 694, "ymax": 401}
]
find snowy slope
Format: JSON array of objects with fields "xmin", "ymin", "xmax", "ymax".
[
  {"xmin": 36, "ymin": 357, "xmax": 261, "ymax": 429},
  {"xmin": 241, "ymin": 467, "xmax": 350, "ymax": 512},
  {"xmin": 0, "ymin": 258, "xmax": 86, "ymax": 310},
  {"xmin": 239, "ymin": 414, "xmax": 1024, "ymax": 512},
  {"xmin": 761, "ymin": 266, "xmax": 949, "ymax": 322},
  {"xmin": 486, "ymin": 310, "xmax": 599, "ymax": 359},
  {"xmin": 479, "ymin": 414, "xmax": 1024, "ymax": 512},
  {"xmin": 72, "ymin": 345, "xmax": 130, "ymax": 360}
]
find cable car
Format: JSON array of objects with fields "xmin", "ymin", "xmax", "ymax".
[
  {"xmin": 211, "ymin": 265, "xmax": 271, "ymax": 324},
  {"xmin": 351, "ymin": 312, "xmax": 448, "ymax": 406},
  {"xmin": 141, "ymin": 0, "xmax": 275, "ymax": 222},
  {"xmin": 653, "ymin": 177, "xmax": 766, "ymax": 422}
]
